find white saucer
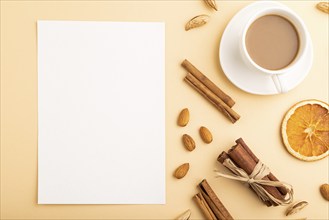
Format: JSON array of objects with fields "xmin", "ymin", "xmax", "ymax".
[{"xmin": 219, "ymin": 1, "xmax": 313, "ymax": 95}]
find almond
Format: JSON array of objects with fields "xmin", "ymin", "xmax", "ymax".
[
  {"xmin": 177, "ymin": 108, "xmax": 190, "ymax": 127},
  {"xmin": 182, "ymin": 134, "xmax": 196, "ymax": 151},
  {"xmin": 199, "ymin": 126, "xmax": 213, "ymax": 143},
  {"xmin": 174, "ymin": 163, "xmax": 189, "ymax": 179},
  {"xmin": 320, "ymin": 184, "xmax": 329, "ymax": 201}
]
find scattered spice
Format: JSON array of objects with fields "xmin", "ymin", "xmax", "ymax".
[
  {"xmin": 217, "ymin": 138, "xmax": 292, "ymax": 206},
  {"xmin": 199, "ymin": 126, "xmax": 213, "ymax": 143},
  {"xmin": 182, "ymin": 134, "xmax": 196, "ymax": 151},
  {"xmin": 194, "ymin": 179, "xmax": 234, "ymax": 220},
  {"xmin": 175, "ymin": 209, "xmax": 191, "ymax": 220},
  {"xmin": 203, "ymin": 0, "xmax": 218, "ymax": 11},
  {"xmin": 174, "ymin": 163, "xmax": 190, "ymax": 179},
  {"xmin": 320, "ymin": 184, "xmax": 329, "ymax": 201},
  {"xmin": 182, "ymin": 59, "xmax": 239, "ymax": 123},
  {"xmin": 286, "ymin": 201, "xmax": 308, "ymax": 216},
  {"xmin": 177, "ymin": 108, "xmax": 190, "ymax": 127},
  {"xmin": 317, "ymin": 2, "xmax": 329, "ymax": 14},
  {"xmin": 185, "ymin": 15, "xmax": 210, "ymax": 31}
]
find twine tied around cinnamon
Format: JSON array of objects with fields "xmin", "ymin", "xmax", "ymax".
[{"xmin": 215, "ymin": 158, "xmax": 294, "ymax": 206}]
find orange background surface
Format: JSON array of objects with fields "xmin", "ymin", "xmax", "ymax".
[{"xmin": 1, "ymin": 1, "xmax": 328, "ymax": 219}]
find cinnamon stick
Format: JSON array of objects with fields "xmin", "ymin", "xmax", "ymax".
[
  {"xmin": 194, "ymin": 193, "xmax": 217, "ymax": 220},
  {"xmin": 218, "ymin": 139, "xmax": 289, "ymax": 206},
  {"xmin": 184, "ymin": 75, "xmax": 233, "ymax": 123},
  {"xmin": 217, "ymin": 151, "xmax": 230, "ymax": 164},
  {"xmin": 181, "ymin": 59, "xmax": 235, "ymax": 107},
  {"xmin": 200, "ymin": 191, "xmax": 223, "ymax": 220},
  {"xmin": 217, "ymin": 151, "xmax": 272, "ymax": 207},
  {"xmin": 184, "ymin": 73, "xmax": 240, "ymax": 123},
  {"xmin": 199, "ymin": 179, "xmax": 234, "ymax": 220},
  {"xmin": 235, "ymin": 138, "xmax": 287, "ymax": 195},
  {"xmin": 227, "ymin": 144, "xmax": 284, "ymax": 206}
]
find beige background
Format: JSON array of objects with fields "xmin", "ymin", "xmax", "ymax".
[{"xmin": 1, "ymin": 0, "xmax": 328, "ymax": 219}]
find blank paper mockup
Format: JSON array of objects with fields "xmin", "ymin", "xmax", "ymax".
[{"xmin": 38, "ymin": 21, "xmax": 165, "ymax": 204}]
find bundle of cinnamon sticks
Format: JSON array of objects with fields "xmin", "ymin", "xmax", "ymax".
[
  {"xmin": 181, "ymin": 59, "xmax": 240, "ymax": 123},
  {"xmin": 217, "ymin": 138, "xmax": 288, "ymax": 207},
  {"xmin": 193, "ymin": 179, "xmax": 234, "ymax": 220}
]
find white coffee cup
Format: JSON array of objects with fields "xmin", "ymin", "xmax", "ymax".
[{"xmin": 239, "ymin": 7, "xmax": 309, "ymax": 93}]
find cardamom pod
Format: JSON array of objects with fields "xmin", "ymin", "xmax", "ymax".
[
  {"xmin": 286, "ymin": 201, "xmax": 308, "ymax": 216},
  {"xmin": 204, "ymin": 0, "xmax": 218, "ymax": 11},
  {"xmin": 175, "ymin": 209, "xmax": 191, "ymax": 220},
  {"xmin": 317, "ymin": 2, "xmax": 329, "ymax": 14},
  {"xmin": 185, "ymin": 15, "xmax": 210, "ymax": 31}
]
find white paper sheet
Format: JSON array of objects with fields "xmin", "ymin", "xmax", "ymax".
[{"xmin": 38, "ymin": 21, "xmax": 165, "ymax": 204}]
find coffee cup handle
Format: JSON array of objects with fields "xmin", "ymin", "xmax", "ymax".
[{"xmin": 271, "ymin": 74, "xmax": 287, "ymax": 93}]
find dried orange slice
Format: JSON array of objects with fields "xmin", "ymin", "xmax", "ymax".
[{"xmin": 281, "ymin": 100, "xmax": 329, "ymax": 161}]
